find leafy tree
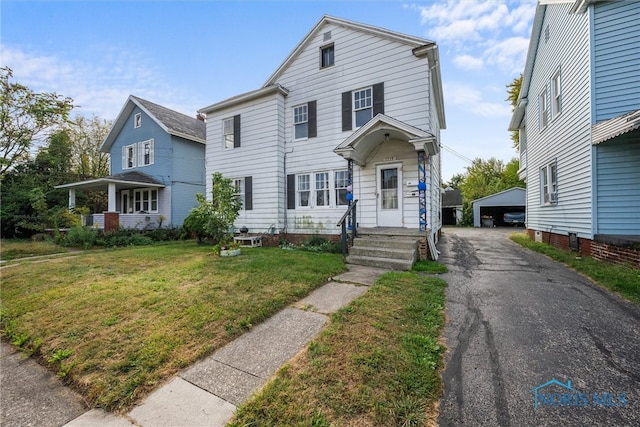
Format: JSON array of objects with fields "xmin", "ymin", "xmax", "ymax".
[
  {"xmin": 506, "ymin": 74, "xmax": 523, "ymax": 151},
  {"xmin": 183, "ymin": 172, "xmax": 241, "ymax": 244},
  {"xmin": 0, "ymin": 66, "xmax": 75, "ymax": 179},
  {"xmin": 446, "ymin": 173, "xmax": 465, "ymax": 190},
  {"xmin": 64, "ymin": 115, "xmax": 111, "ymax": 180}
]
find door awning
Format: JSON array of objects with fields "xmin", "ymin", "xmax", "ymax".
[
  {"xmin": 334, "ymin": 114, "xmax": 438, "ymax": 166},
  {"xmin": 592, "ymin": 109, "xmax": 640, "ymax": 145}
]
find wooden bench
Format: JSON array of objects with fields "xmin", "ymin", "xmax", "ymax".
[{"xmin": 233, "ymin": 235, "xmax": 263, "ymax": 247}]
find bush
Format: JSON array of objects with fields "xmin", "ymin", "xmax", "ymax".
[
  {"xmin": 59, "ymin": 226, "xmax": 98, "ymax": 249},
  {"xmin": 281, "ymin": 236, "xmax": 342, "ymax": 254}
]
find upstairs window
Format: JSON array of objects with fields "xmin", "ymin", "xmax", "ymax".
[
  {"xmin": 122, "ymin": 143, "xmax": 137, "ymax": 169},
  {"xmin": 539, "ymin": 88, "xmax": 548, "ymax": 130},
  {"xmin": 294, "ymin": 104, "xmax": 308, "ymax": 139},
  {"xmin": 551, "ymin": 69, "xmax": 562, "ymax": 120},
  {"xmin": 134, "ymin": 113, "xmax": 141, "ymax": 128},
  {"xmin": 321, "ymin": 44, "xmax": 334, "ymax": 68},
  {"xmin": 138, "ymin": 139, "xmax": 154, "ymax": 166},
  {"xmin": 342, "ymin": 83, "xmax": 384, "ymax": 131},
  {"xmin": 223, "ymin": 115, "xmax": 241, "ymax": 149},
  {"xmin": 234, "ymin": 178, "xmax": 245, "ymax": 208}
]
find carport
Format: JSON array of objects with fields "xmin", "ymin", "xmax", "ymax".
[{"xmin": 472, "ymin": 187, "xmax": 525, "ymax": 227}]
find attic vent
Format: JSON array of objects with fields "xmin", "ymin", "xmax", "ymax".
[
  {"xmin": 545, "ymin": 25, "xmax": 550, "ymax": 43},
  {"xmin": 323, "ymin": 31, "xmax": 332, "ymax": 42}
]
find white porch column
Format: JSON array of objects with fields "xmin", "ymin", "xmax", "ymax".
[
  {"xmin": 68, "ymin": 189, "xmax": 76, "ymax": 210},
  {"xmin": 108, "ymin": 183, "xmax": 116, "ymax": 212}
]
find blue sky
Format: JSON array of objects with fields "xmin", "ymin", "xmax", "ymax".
[{"xmin": 1, "ymin": 0, "xmax": 537, "ymax": 182}]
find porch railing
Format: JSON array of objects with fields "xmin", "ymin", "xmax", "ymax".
[{"xmin": 336, "ymin": 199, "xmax": 358, "ymax": 257}]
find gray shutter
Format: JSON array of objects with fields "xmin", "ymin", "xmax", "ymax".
[
  {"xmin": 373, "ymin": 82, "xmax": 384, "ymax": 116},
  {"xmin": 308, "ymin": 101, "xmax": 317, "ymax": 138},
  {"xmin": 244, "ymin": 176, "xmax": 252, "ymax": 210},
  {"xmin": 287, "ymin": 174, "xmax": 295, "ymax": 209},
  {"xmin": 341, "ymin": 91, "xmax": 352, "ymax": 131},
  {"xmin": 233, "ymin": 115, "xmax": 241, "ymax": 148}
]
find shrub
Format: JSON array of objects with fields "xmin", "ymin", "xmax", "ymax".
[{"xmin": 59, "ymin": 226, "xmax": 98, "ymax": 249}]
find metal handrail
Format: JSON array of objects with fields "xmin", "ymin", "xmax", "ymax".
[{"xmin": 336, "ymin": 199, "xmax": 358, "ymax": 257}]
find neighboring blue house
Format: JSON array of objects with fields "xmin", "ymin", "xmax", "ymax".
[
  {"xmin": 509, "ymin": 0, "xmax": 640, "ymax": 266},
  {"xmin": 58, "ymin": 95, "xmax": 206, "ymax": 229}
]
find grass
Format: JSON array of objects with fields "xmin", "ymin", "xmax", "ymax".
[
  {"xmin": 0, "ymin": 239, "xmax": 69, "ymax": 261},
  {"xmin": 0, "ymin": 242, "xmax": 345, "ymax": 411},
  {"xmin": 412, "ymin": 259, "xmax": 448, "ymax": 274},
  {"xmin": 229, "ymin": 272, "xmax": 447, "ymax": 427},
  {"xmin": 510, "ymin": 232, "xmax": 640, "ymax": 304}
]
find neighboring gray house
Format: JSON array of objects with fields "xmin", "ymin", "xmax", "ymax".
[
  {"xmin": 199, "ymin": 15, "xmax": 446, "ymax": 251},
  {"xmin": 57, "ymin": 95, "xmax": 206, "ymax": 229},
  {"xmin": 509, "ymin": 0, "xmax": 639, "ymax": 266}
]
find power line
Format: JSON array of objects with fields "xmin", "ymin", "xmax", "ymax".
[{"xmin": 441, "ymin": 144, "xmax": 474, "ymax": 164}]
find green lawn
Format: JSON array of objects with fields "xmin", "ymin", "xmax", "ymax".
[
  {"xmin": 0, "ymin": 242, "xmax": 345, "ymax": 411},
  {"xmin": 1, "ymin": 239, "xmax": 69, "ymax": 261},
  {"xmin": 229, "ymin": 272, "xmax": 447, "ymax": 426},
  {"xmin": 510, "ymin": 232, "xmax": 640, "ymax": 304}
]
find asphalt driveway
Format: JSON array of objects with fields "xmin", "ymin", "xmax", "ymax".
[{"xmin": 437, "ymin": 227, "xmax": 639, "ymax": 427}]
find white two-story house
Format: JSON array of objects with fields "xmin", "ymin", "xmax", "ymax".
[
  {"xmin": 509, "ymin": 0, "xmax": 640, "ymax": 267},
  {"xmin": 199, "ymin": 15, "xmax": 445, "ymax": 261}
]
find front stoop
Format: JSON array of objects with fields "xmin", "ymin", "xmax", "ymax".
[{"xmin": 346, "ymin": 228, "xmax": 423, "ymax": 271}]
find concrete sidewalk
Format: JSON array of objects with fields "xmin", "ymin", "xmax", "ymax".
[{"xmin": 1, "ymin": 264, "xmax": 386, "ymax": 427}]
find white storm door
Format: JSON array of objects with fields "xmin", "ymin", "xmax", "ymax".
[{"xmin": 377, "ymin": 163, "xmax": 403, "ymax": 227}]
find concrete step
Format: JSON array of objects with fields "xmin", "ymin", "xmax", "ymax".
[
  {"xmin": 345, "ymin": 255, "xmax": 414, "ymax": 271},
  {"xmin": 356, "ymin": 227, "xmax": 425, "ymax": 238},
  {"xmin": 349, "ymin": 246, "xmax": 415, "ymax": 261},
  {"xmin": 352, "ymin": 236, "xmax": 417, "ymax": 250}
]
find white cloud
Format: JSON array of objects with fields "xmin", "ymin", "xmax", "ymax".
[
  {"xmin": 444, "ymin": 82, "xmax": 512, "ymax": 118},
  {"xmin": 412, "ymin": 0, "xmax": 536, "ymax": 71},
  {"xmin": 453, "ymin": 54, "xmax": 484, "ymax": 70},
  {"xmin": 1, "ymin": 44, "xmax": 195, "ymax": 120}
]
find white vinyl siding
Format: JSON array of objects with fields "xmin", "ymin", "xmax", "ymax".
[
  {"xmin": 204, "ymin": 20, "xmax": 442, "ymax": 235},
  {"xmin": 522, "ymin": 3, "xmax": 592, "ymax": 238}
]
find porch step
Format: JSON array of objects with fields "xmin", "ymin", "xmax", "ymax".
[
  {"xmin": 346, "ymin": 228, "xmax": 421, "ymax": 271},
  {"xmin": 345, "ymin": 254, "xmax": 414, "ymax": 271}
]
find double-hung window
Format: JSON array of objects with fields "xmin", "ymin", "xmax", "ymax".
[
  {"xmin": 133, "ymin": 188, "xmax": 158, "ymax": 213},
  {"xmin": 223, "ymin": 115, "xmax": 241, "ymax": 149},
  {"xmin": 138, "ymin": 139, "xmax": 154, "ymax": 167},
  {"xmin": 335, "ymin": 170, "xmax": 349, "ymax": 206},
  {"xmin": 294, "ymin": 104, "xmax": 308, "ymax": 139},
  {"xmin": 234, "ymin": 178, "xmax": 245, "ymax": 208},
  {"xmin": 551, "ymin": 69, "xmax": 562, "ymax": 120},
  {"xmin": 541, "ymin": 161, "xmax": 557, "ymax": 205},
  {"xmin": 315, "ymin": 172, "xmax": 330, "ymax": 207},
  {"xmin": 297, "ymin": 174, "xmax": 311, "ymax": 207},
  {"xmin": 123, "ymin": 143, "xmax": 137, "ymax": 169},
  {"xmin": 539, "ymin": 88, "xmax": 548, "ymax": 130},
  {"xmin": 342, "ymin": 83, "xmax": 384, "ymax": 131},
  {"xmin": 353, "ymin": 87, "xmax": 373, "ymax": 128},
  {"xmin": 321, "ymin": 44, "xmax": 334, "ymax": 68}
]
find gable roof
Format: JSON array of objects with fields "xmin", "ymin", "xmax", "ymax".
[
  {"xmin": 334, "ymin": 113, "xmax": 437, "ymax": 166},
  {"xmin": 471, "ymin": 187, "xmax": 526, "ymax": 204},
  {"xmin": 101, "ymin": 95, "xmax": 206, "ymax": 152},
  {"xmin": 263, "ymin": 15, "xmax": 446, "ymax": 128},
  {"xmin": 264, "ymin": 15, "xmax": 435, "ymax": 86}
]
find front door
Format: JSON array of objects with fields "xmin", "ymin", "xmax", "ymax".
[{"xmin": 377, "ymin": 163, "xmax": 403, "ymax": 227}]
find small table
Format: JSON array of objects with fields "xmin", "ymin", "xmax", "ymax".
[{"xmin": 233, "ymin": 235, "xmax": 262, "ymax": 247}]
